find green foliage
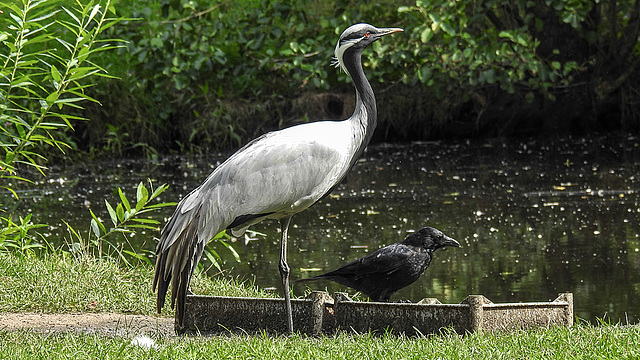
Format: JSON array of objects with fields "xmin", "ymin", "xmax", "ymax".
[
  {"xmin": 4, "ymin": 0, "xmax": 638, "ymax": 153},
  {"xmin": 0, "ymin": 0, "xmax": 242, "ymax": 277},
  {"xmin": 62, "ymin": 179, "xmax": 241, "ymax": 271},
  {"xmin": 0, "ymin": 0, "xmax": 123, "ymax": 184},
  {"xmin": 0, "ymin": 0, "xmax": 127, "ymax": 260},
  {"xmin": 0, "ymin": 213, "xmax": 47, "ymax": 252},
  {"xmin": 114, "ymin": 0, "xmax": 335, "ymax": 98},
  {"xmin": 200, "ymin": 228, "xmax": 241, "ymax": 274},
  {"xmin": 366, "ymin": 0, "xmax": 640, "ymax": 135},
  {"xmin": 397, "ymin": 1, "xmax": 580, "ymax": 101},
  {"xmin": 86, "ymin": 0, "xmax": 410, "ymax": 153},
  {"xmin": 77, "ymin": 0, "xmax": 639, "ymax": 151},
  {"xmin": 63, "ymin": 180, "xmax": 175, "ymax": 266}
]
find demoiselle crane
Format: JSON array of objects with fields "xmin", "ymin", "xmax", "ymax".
[{"xmin": 154, "ymin": 23, "xmax": 403, "ymax": 333}]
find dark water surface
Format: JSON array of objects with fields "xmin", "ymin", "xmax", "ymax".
[{"xmin": 9, "ymin": 132, "xmax": 640, "ymax": 324}]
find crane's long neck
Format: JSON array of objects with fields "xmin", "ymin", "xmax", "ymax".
[{"xmin": 343, "ymin": 48, "xmax": 377, "ymax": 158}]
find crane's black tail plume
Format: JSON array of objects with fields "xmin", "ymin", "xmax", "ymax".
[{"xmin": 153, "ymin": 209, "xmax": 202, "ymax": 327}]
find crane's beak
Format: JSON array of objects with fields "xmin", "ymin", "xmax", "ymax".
[{"xmin": 376, "ymin": 27, "xmax": 404, "ymax": 38}]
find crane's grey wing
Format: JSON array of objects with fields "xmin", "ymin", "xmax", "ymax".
[
  {"xmin": 164, "ymin": 120, "xmax": 353, "ymax": 248},
  {"xmin": 193, "ymin": 127, "xmax": 351, "ymax": 237}
]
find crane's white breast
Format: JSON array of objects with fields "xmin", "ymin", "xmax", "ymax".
[{"xmin": 187, "ymin": 120, "xmax": 356, "ymax": 228}]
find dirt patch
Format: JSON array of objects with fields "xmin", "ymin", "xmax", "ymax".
[{"xmin": 0, "ymin": 312, "xmax": 175, "ymax": 337}]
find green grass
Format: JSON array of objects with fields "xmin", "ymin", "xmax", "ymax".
[
  {"xmin": 0, "ymin": 252, "xmax": 272, "ymax": 315},
  {"xmin": 1, "ymin": 251, "xmax": 639, "ymax": 359},
  {"xmin": 0, "ymin": 325, "xmax": 639, "ymax": 359}
]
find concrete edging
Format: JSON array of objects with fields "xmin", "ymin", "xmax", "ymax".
[{"xmin": 178, "ymin": 292, "xmax": 573, "ymax": 336}]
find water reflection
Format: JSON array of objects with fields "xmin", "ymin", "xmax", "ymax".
[{"xmin": 4, "ymin": 132, "xmax": 640, "ymax": 324}]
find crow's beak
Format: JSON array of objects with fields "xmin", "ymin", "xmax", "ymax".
[{"xmin": 442, "ymin": 235, "xmax": 461, "ymax": 248}]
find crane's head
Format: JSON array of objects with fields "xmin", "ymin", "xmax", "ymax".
[{"xmin": 333, "ymin": 23, "xmax": 403, "ymax": 74}]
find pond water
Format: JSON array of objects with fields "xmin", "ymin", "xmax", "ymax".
[{"xmin": 8, "ymin": 132, "xmax": 640, "ymax": 324}]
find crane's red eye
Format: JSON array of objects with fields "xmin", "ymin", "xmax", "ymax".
[{"xmin": 365, "ymin": 32, "xmax": 370, "ymax": 38}]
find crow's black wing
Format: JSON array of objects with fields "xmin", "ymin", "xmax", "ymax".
[
  {"xmin": 343, "ymin": 244, "xmax": 417, "ymax": 279},
  {"xmin": 298, "ymin": 244, "xmax": 420, "ymax": 282}
]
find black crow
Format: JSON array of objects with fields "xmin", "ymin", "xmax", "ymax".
[{"xmin": 296, "ymin": 227, "xmax": 460, "ymax": 301}]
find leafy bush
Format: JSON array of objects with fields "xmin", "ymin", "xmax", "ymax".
[
  {"xmin": 0, "ymin": 0, "xmax": 122, "ymax": 184},
  {"xmin": 0, "ymin": 0, "xmax": 124, "ymax": 250},
  {"xmin": 77, "ymin": 0, "xmax": 640, "ymax": 152},
  {"xmin": 0, "ymin": 0, "xmax": 242, "ymax": 270},
  {"xmin": 378, "ymin": 0, "xmax": 640, "ymax": 137},
  {"xmin": 5, "ymin": 0, "xmax": 640, "ymax": 157},
  {"xmin": 79, "ymin": 0, "xmax": 410, "ymax": 153}
]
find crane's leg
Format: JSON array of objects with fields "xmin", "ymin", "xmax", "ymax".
[{"xmin": 279, "ymin": 216, "xmax": 294, "ymax": 334}]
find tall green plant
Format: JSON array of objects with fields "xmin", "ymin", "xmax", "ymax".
[
  {"xmin": 64, "ymin": 180, "xmax": 174, "ymax": 266},
  {"xmin": 0, "ymin": 0, "xmax": 122, "ymax": 191},
  {"xmin": 0, "ymin": 0, "xmax": 124, "ymax": 247},
  {"xmin": 63, "ymin": 179, "xmax": 241, "ymax": 271}
]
